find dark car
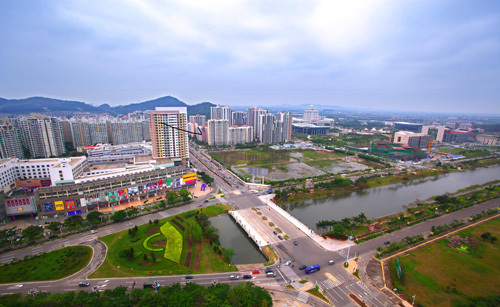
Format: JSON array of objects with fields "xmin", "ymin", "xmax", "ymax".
[
  {"xmin": 273, "ymin": 231, "xmax": 278, "ymax": 235},
  {"xmin": 204, "ymin": 200, "xmax": 209, "ymax": 203},
  {"xmin": 79, "ymin": 282, "xmax": 90, "ymax": 287},
  {"xmin": 243, "ymin": 275, "xmax": 252, "ymax": 279},
  {"xmin": 278, "ymin": 235, "xmax": 283, "ymax": 240},
  {"xmin": 294, "ymin": 241, "xmax": 298, "ymax": 246},
  {"xmin": 384, "ymin": 241, "xmax": 391, "ymax": 245},
  {"xmin": 265, "ymin": 267, "xmax": 273, "ymax": 273},
  {"xmin": 185, "ymin": 275, "xmax": 193, "ymax": 279},
  {"xmin": 48, "ymin": 235, "xmax": 58, "ymax": 239},
  {"xmin": 299, "ymin": 265, "xmax": 307, "ymax": 270},
  {"xmin": 27, "ymin": 241, "xmax": 36, "ymax": 246}
]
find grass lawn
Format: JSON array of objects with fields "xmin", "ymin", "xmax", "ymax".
[
  {"xmin": 90, "ymin": 204, "xmax": 234, "ymax": 278},
  {"xmin": 161, "ymin": 222, "xmax": 183, "ymax": 263},
  {"xmin": 0, "ymin": 246, "xmax": 92, "ymax": 283},
  {"xmin": 390, "ymin": 217, "xmax": 500, "ymax": 307}
]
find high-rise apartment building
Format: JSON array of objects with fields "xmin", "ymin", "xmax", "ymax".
[
  {"xmin": 15, "ymin": 116, "xmax": 66, "ymax": 158},
  {"xmin": 211, "ymin": 105, "xmax": 231, "ymax": 124},
  {"xmin": 150, "ymin": 107, "xmax": 189, "ymax": 164},
  {"xmin": 0, "ymin": 125, "xmax": 24, "ymax": 159},
  {"xmin": 261, "ymin": 113, "xmax": 276, "ymax": 144},
  {"xmin": 248, "ymin": 107, "xmax": 267, "ymax": 141},
  {"xmin": 231, "ymin": 111, "xmax": 246, "ymax": 126},
  {"xmin": 229, "ymin": 126, "xmax": 254, "ymax": 145},
  {"xmin": 276, "ymin": 111, "xmax": 292, "ymax": 143},
  {"xmin": 207, "ymin": 119, "xmax": 229, "ymax": 146},
  {"xmin": 189, "ymin": 115, "xmax": 206, "ymax": 127}
]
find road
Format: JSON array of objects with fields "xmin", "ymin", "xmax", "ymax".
[{"xmin": 1, "ymin": 146, "xmax": 498, "ymax": 306}]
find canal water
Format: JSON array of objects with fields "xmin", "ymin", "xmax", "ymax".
[
  {"xmin": 283, "ymin": 165, "xmax": 500, "ymax": 232},
  {"xmin": 209, "ymin": 215, "xmax": 267, "ymax": 265}
]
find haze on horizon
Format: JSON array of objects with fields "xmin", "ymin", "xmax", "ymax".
[{"xmin": 1, "ymin": 0, "xmax": 499, "ymax": 114}]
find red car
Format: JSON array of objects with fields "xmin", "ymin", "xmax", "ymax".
[{"xmin": 252, "ymin": 270, "xmax": 260, "ymax": 274}]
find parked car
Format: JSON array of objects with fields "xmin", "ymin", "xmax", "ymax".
[
  {"xmin": 48, "ymin": 235, "xmax": 58, "ymax": 239},
  {"xmin": 273, "ymin": 231, "xmax": 278, "ymax": 235},
  {"xmin": 384, "ymin": 241, "xmax": 391, "ymax": 245},
  {"xmin": 243, "ymin": 275, "xmax": 252, "ymax": 279},
  {"xmin": 79, "ymin": 282, "xmax": 90, "ymax": 287},
  {"xmin": 26, "ymin": 241, "xmax": 36, "ymax": 246},
  {"xmin": 252, "ymin": 270, "xmax": 260, "ymax": 274},
  {"xmin": 299, "ymin": 265, "xmax": 307, "ymax": 270},
  {"xmin": 265, "ymin": 267, "xmax": 273, "ymax": 273},
  {"xmin": 294, "ymin": 241, "xmax": 298, "ymax": 246},
  {"xmin": 278, "ymin": 235, "xmax": 283, "ymax": 240},
  {"xmin": 285, "ymin": 260, "xmax": 292, "ymax": 266},
  {"xmin": 185, "ymin": 275, "xmax": 193, "ymax": 279},
  {"xmin": 204, "ymin": 200, "xmax": 209, "ymax": 203}
]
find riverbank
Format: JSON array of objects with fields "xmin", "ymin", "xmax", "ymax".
[{"xmin": 273, "ymin": 158, "xmax": 500, "ymax": 206}]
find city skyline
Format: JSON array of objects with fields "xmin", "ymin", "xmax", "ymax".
[{"xmin": 1, "ymin": 1, "xmax": 500, "ymax": 114}]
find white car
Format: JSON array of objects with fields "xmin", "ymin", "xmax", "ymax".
[{"xmin": 285, "ymin": 260, "xmax": 292, "ymax": 266}]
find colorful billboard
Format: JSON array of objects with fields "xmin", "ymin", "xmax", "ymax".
[
  {"xmin": 43, "ymin": 202, "xmax": 54, "ymax": 212},
  {"xmin": 182, "ymin": 173, "xmax": 197, "ymax": 185},
  {"xmin": 55, "ymin": 201, "xmax": 64, "ymax": 211},
  {"xmin": 65, "ymin": 200, "xmax": 75, "ymax": 210}
]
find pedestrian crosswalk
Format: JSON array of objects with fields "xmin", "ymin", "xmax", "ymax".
[
  {"xmin": 296, "ymin": 291, "xmax": 309, "ymax": 303},
  {"xmin": 356, "ymin": 281, "xmax": 370, "ymax": 294},
  {"xmin": 321, "ymin": 278, "xmax": 343, "ymax": 289},
  {"xmin": 32, "ymin": 245, "xmax": 44, "ymax": 255},
  {"xmin": 1, "ymin": 252, "xmax": 16, "ymax": 263}
]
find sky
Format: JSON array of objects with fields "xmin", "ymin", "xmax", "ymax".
[{"xmin": 1, "ymin": 0, "xmax": 499, "ymax": 114}]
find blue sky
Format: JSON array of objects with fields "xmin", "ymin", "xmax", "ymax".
[{"xmin": 1, "ymin": 0, "xmax": 499, "ymax": 113}]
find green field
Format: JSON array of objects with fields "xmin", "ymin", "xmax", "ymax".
[
  {"xmin": 90, "ymin": 204, "xmax": 234, "ymax": 278},
  {"xmin": 390, "ymin": 217, "xmax": 500, "ymax": 307},
  {"xmin": 438, "ymin": 148, "xmax": 492, "ymax": 159},
  {"xmin": 0, "ymin": 246, "xmax": 92, "ymax": 283}
]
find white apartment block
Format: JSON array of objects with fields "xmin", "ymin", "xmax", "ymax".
[
  {"xmin": 150, "ymin": 107, "xmax": 189, "ymax": 164},
  {"xmin": 211, "ymin": 105, "xmax": 231, "ymax": 124},
  {"xmin": 189, "ymin": 114, "xmax": 206, "ymax": 127},
  {"xmin": 229, "ymin": 126, "xmax": 254, "ymax": 145},
  {"xmin": 207, "ymin": 119, "xmax": 229, "ymax": 146},
  {"xmin": 231, "ymin": 111, "xmax": 246, "ymax": 126},
  {"xmin": 0, "ymin": 125, "xmax": 24, "ymax": 159},
  {"xmin": 15, "ymin": 116, "xmax": 66, "ymax": 158}
]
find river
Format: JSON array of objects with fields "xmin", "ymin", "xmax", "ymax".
[
  {"xmin": 209, "ymin": 215, "xmax": 267, "ymax": 265},
  {"xmin": 283, "ymin": 165, "xmax": 500, "ymax": 232}
]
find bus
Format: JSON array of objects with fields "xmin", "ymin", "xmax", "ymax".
[{"xmin": 305, "ymin": 264, "xmax": 320, "ymax": 274}]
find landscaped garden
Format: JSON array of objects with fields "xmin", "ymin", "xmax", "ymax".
[
  {"xmin": 389, "ymin": 217, "xmax": 500, "ymax": 307},
  {"xmin": 90, "ymin": 204, "xmax": 235, "ymax": 278},
  {"xmin": 0, "ymin": 246, "xmax": 92, "ymax": 283}
]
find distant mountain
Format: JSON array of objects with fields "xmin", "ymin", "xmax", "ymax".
[
  {"xmin": 0, "ymin": 96, "xmax": 99, "ymax": 114},
  {"xmin": 0, "ymin": 96, "xmax": 215, "ymax": 119}
]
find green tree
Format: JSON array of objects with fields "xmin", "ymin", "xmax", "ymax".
[
  {"xmin": 47, "ymin": 222, "xmax": 61, "ymax": 232},
  {"xmin": 222, "ymin": 248, "xmax": 235, "ymax": 263},
  {"xmin": 86, "ymin": 211, "xmax": 103, "ymax": 223},
  {"xmin": 65, "ymin": 215, "xmax": 83, "ymax": 227},
  {"xmin": 111, "ymin": 210, "xmax": 127, "ymax": 222},
  {"xmin": 127, "ymin": 209, "xmax": 139, "ymax": 217},
  {"xmin": 22, "ymin": 225, "xmax": 43, "ymax": 240}
]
